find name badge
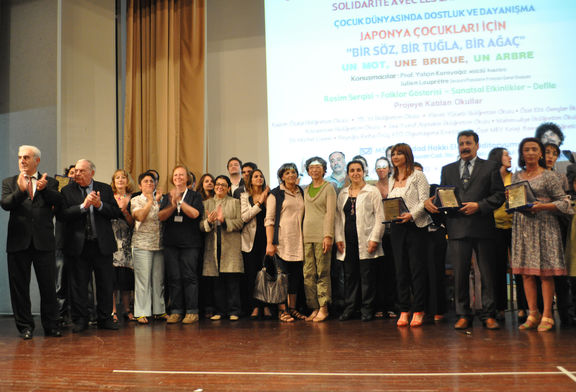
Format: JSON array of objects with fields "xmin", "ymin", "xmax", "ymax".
[{"xmin": 174, "ymin": 215, "xmax": 183, "ymax": 223}]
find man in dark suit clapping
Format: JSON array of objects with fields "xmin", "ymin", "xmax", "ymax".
[
  {"xmin": 58, "ymin": 159, "xmax": 122, "ymax": 332},
  {"xmin": 1, "ymin": 145, "xmax": 63, "ymax": 339},
  {"xmin": 425, "ymin": 130, "xmax": 505, "ymax": 330}
]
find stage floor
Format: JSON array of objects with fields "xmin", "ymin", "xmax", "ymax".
[{"xmin": 0, "ymin": 313, "xmax": 575, "ymax": 391}]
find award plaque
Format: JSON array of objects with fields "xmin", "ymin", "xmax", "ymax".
[
  {"xmin": 506, "ymin": 181, "xmax": 537, "ymax": 212},
  {"xmin": 434, "ymin": 186, "xmax": 460, "ymax": 210},
  {"xmin": 54, "ymin": 174, "xmax": 71, "ymax": 191},
  {"xmin": 382, "ymin": 197, "xmax": 409, "ymax": 223}
]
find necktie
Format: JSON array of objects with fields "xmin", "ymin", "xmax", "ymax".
[
  {"xmin": 462, "ymin": 161, "xmax": 471, "ymax": 190},
  {"xmin": 81, "ymin": 186, "xmax": 94, "ymax": 239},
  {"xmin": 26, "ymin": 175, "xmax": 34, "ymax": 200}
]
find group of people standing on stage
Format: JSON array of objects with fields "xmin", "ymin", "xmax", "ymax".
[{"xmin": 3, "ymin": 123, "xmax": 576, "ymax": 339}]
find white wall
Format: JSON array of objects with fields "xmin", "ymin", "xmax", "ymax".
[
  {"xmin": 206, "ymin": 0, "xmax": 269, "ymax": 179},
  {"xmin": 60, "ymin": 0, "xmax": 117, "ymax": 182}
]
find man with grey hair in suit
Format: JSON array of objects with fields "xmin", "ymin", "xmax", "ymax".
[
  {"xmin": 1, "ymin": 145, "xmax": 63, "ymax": 339},
  {"xmin": 59, "ymin": 159, "xmax": 122, "ymax": 333}
]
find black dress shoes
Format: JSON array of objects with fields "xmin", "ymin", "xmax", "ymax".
[
  {"xmin": 72, "ymin": 323, "xmax": 88, "ymax": 333},
  {"xmin": 44, "ymin": 329, "xmax": 63, "ymax": 337},
  {"xmin": 21, "ymin": 329, "xmax": 33, "ymax": 340},
  {"xmin": 97, "ymin": 320, "xmax": 119, "ymax": 330},
  {"xmin": 361, "ymin": 314, "xmax": 374, "ymax": 322},
  {"xmin": 339, "ymin": 311, "xmax": 353, "ymax": 321}
]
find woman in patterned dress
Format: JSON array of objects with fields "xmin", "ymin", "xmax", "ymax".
[
  {"xmin": 510, "ymin": 138, "xmax": 573, "ymax": 332},
  {"xmin": 110, "ymin": 169, "xmax": 135, "ymax": 322}
]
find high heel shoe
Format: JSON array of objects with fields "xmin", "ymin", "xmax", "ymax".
[
  {"xmin": 410, "ymin": 312, "xmax": 425, "ymax": 327},
  {"xmin": 519, "ymin": 311, "xmax": 541, "ymax": 330},
  {"xmin": 537, "ymin": 317, "xmax": 555, "ymax": 332},
  {"xmin": 397, "ymin": 312, "xmax": 410, "ymax": 327},
  {"xmin": 249, "ymin": 308, "xmax": 259, "ymax": 320}
]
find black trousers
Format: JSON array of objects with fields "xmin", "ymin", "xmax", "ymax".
[
  {"xmin": 375, "ymin": 233, "xmax": 397, "ymax": 313},
  {"xmin": 213, "ymin": 273, "xmax": 242, "ymax": 316},
  {"xmin": 448, "ymin": 237, "xmax": 496, "ymax": 320},
  {"xmin": 427, "ymin": 227, "xmax": 447, "ymax": 315},
  {"xmin": 164, "ymin": 246, "xmax": 201, "ymax": 314},
  {"xmin": 390, "ymin": 222, "xmax": 429, "ymax": 313},
  {"xmin": 69, "ymin": 240, "xmax": 114, "ymax": 326},
  {"xmin": 341, "ymin": 258, "xmax": 377, "ymax": 317},
  {"xmin": 7, "ymin": 246, "xmax": 59, "ymax": 333}
]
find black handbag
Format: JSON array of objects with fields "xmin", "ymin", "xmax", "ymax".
[{"xmin": 253, "ymin": 254, "xmax": 288, "ymax": 304}]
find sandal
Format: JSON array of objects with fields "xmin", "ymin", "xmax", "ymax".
[
  {"xmin": 519, "ymin": 311, "xmax": 541, "ymax": 330},
  {"xmin": 289, "ymin": 308, "xmax": 306, "ymax": 321},
  {"xmin": 153, "ymin": 313, "xmax": 168, "ymax": 321},
  {"xmin": 137, "ymin": 316, "xmax": 149, "ymax": 324},
  {"xmin": 124, "ymin": 312, "xmax": 135, "ymax": 321},
  {"xmin": 279, "ymin": 311, "xmax": 295, "ymax": 323},
  {"xmin": 537, "ymin": 317, "xmax": 555, "ymax": 332},
  {"xmin": 111, "ymin": 312, "xmax": 118, "ymax": 322}
]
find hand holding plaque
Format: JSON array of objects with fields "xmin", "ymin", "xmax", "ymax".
[
  {"xmin": 434, "ymin": 186, "xmax": 461, "ymax": 211},
  {"xmin": 505, "ymin": 181, "xmax": 537, "ymax": 213},
  {"xmin": 54, "ymin": 174, "xmax": 71, "ymax": 191},
  {"xmin": 382, "ymin": 197, "xmax": 409, "ymax": 223}
]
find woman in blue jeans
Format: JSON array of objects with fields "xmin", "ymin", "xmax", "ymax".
[{"xmin": 131, "ymin": 172, "xmax": 165, "ymax": 324}]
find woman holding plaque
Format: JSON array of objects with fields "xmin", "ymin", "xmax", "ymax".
[
  {"xmin": 487, "ymin": 147, "xmax": 527, "ymax": 322},
  {"xmin": 388, "ymin": 143, "xmax": 432, "ymax": 327},
  {"xmin": 335, "ymin": 160, "xmax": 385, "ymax": 321},
  {"xmin": 511, "ymin": 138, "xmax": 573, "ymax": 332}
]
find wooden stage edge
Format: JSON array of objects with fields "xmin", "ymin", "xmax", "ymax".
[{"xmin": 0, "ymin": 313, "xmax": 575, "ymax": 391}]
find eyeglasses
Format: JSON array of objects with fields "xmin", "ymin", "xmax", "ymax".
[{"xmin": 214, "ymin": 183, "xmax": 228, "ymax": 188}]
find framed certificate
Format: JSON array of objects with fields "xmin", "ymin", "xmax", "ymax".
[
  {"xmin": 382, "ymin": 197, "xmax": 409, "ymax": 223},
  {"xmin": 506, "ymin": 181, "xmax": 537, "ymax": 212},
  {"xmin": 434, "ymin": 186, "xmax": 461, "ymax": 211}
]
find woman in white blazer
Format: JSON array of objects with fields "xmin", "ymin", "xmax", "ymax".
[
  {"xmin": 388, "ymin": 143, "xmax": 432, "ymax": 327},
  {"xmin": 335, "ymin": 160, "xmax": 385, "ymax": 321},
  {"xmin": 240, "ymin": 169, "xmax": 272, "ymax": 320}
]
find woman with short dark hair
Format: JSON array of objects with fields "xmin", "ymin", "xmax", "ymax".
[
  {"xmin": 511, "ymin": 138, "xmax": 573, "ymax": 332},
  {"xmin": 335, "ymin": 160, "xmax": 385, "ymax": 321},
  {"xmin": 265, "ymin": 163, "xmax": 305, "ymax": 322},
  {"xmin": 201, "ymin": 175, "xmax": 244, "ymax": 320},
  {"xmin": 302, "ymin": 157, "xmax": 336, "ymax": 322},
  {"xmin": 131, "ymin": 172, "xmax": 165, "ymax": 324}
]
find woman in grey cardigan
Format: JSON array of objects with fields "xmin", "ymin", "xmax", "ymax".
[
  {"xmin": 303, "ymin": 157, "xmax": 336, "ymax": 322},
  {"xmin": 201, "ymin": 175, "xmax": 244, "ymax": 321}
]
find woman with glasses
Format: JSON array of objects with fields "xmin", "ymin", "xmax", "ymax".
[
  {"xmin": 201, "ymin": 175, "xmax": 244, "ymax": 320},
  {"xmin": 302, "ymin": 157, "xmax": 336, "ymax": 322}
]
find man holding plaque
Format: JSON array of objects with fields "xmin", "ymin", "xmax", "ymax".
[{"xmin": 425, "ymin": 130, "xmax": 505, "ymax": 330}]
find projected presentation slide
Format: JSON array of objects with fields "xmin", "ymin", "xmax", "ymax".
[{"xmin": 265, "ymin": 0, "xmax": 576, "ymax": 184}]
